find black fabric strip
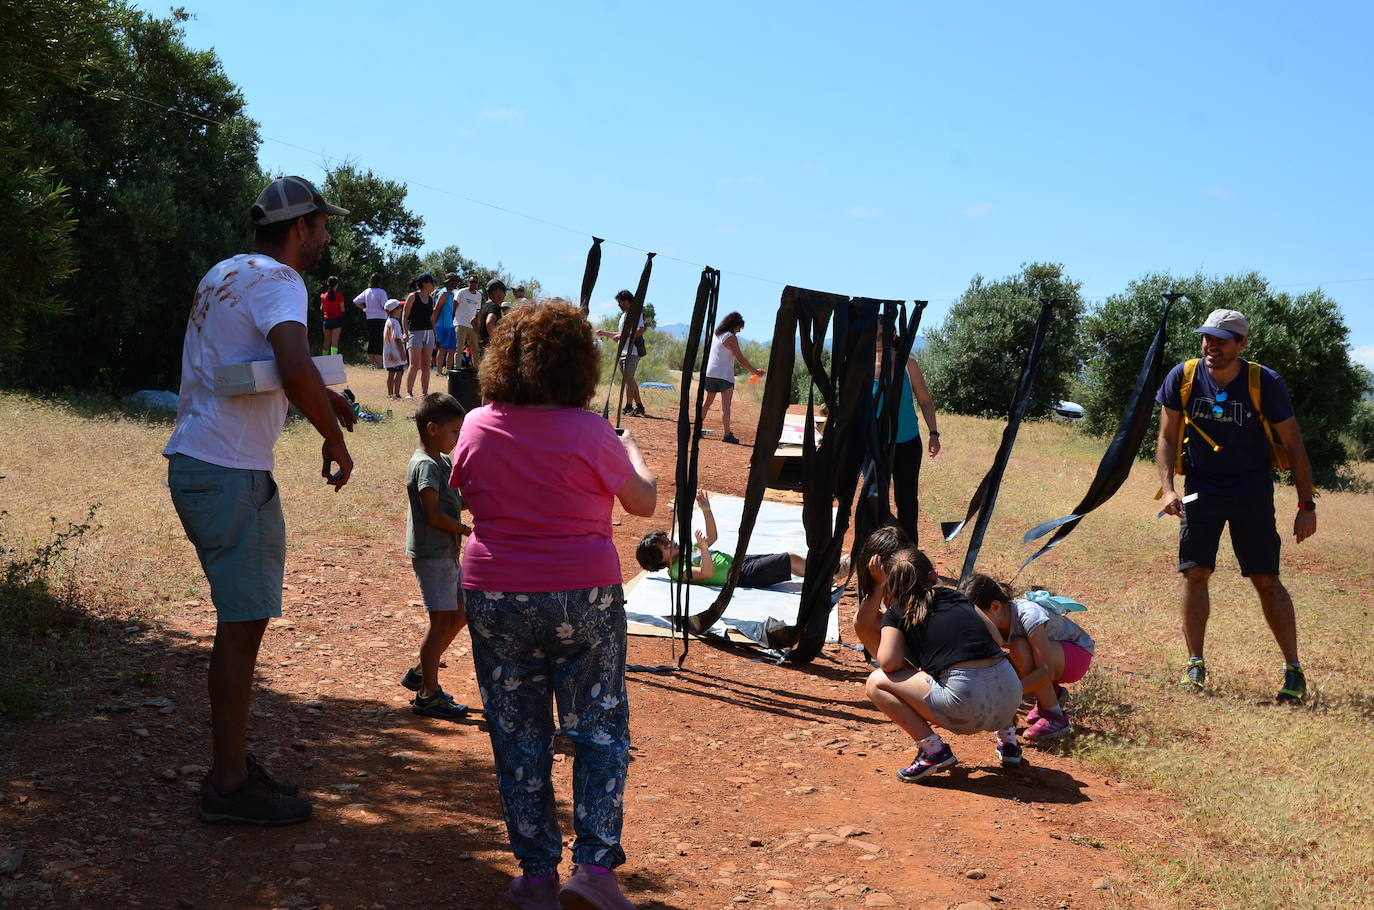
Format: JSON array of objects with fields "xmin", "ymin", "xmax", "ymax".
[
  {"xmin": 602, "ymin": 252, "xmax": 655, "ymax": 425},
  {"xmin": 1019, "ymin": 293, "xmax": 1180, "ymax": 570},
  {"xmin": 579, "ymin": 237, "xmax": 604, "ymax": 314},
  {"xmin": 670, "ymin": 267, "xmax": 720, "ymax": 665},
  {"xmin": 941, "ymin": 298, "xmax": 1062, "ymax": 586}
]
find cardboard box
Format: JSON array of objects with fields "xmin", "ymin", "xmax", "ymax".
[{"xmin": 213, "ymin": 354, "xmax": 347, "ymax": 396}]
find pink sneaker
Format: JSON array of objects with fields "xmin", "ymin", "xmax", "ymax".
[
  {"xmin": 507, "ymin": 874, "xmax": 560, "ymax": 910},
  {"xmin": 1023, "ymin": 709, "xmax": 1071, "ymax": 741},
  {"xmin": 559, "ymin": 865, "xmax": 636, "ymax": 910}
]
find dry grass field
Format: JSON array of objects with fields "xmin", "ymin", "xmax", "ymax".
[{"xmin": 2, "ymin": 368, "xmax": 1373, "ymax": 908}]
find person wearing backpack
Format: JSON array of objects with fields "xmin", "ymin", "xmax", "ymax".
[{"xmin": 1155, "ymin": 308, "xmax": 1318, "ymax": 704}]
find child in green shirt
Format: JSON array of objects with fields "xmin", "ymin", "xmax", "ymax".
[
  {"xmin": 635, "ymin": 490, "xmax": 806, "ymax": 587},
  {"xmin": 401, "ymin": 393, "xmax": 471, "ymax": 721}
]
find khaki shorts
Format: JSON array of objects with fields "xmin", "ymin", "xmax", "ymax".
[{"xmin": 168, "ymin": 454, "xmax": 285, "ymax": 623}]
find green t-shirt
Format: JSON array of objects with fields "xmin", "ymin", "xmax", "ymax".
[
  {"xmin": 667, "ymin": 549, "xmax": 733, "ymax": 586},
  {"xmin": 406, "ymin": 449, "xmax": 462, "ymax": 559}
]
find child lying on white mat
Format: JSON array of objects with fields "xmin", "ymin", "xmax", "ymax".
[{"xmin": 635, "ymin": 490, "xmax": 806, "ymax": 587}]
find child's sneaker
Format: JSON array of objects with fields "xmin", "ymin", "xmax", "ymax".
[
  {"xmin": 1276, "ymin": 664, "xmax": 1307, "ymax": 704},
  {"xmin": 507, "ymin": 873, "xmax": 560, "ymax": 910},
  {"xmin": 559, "ymin": 864, "xmax": 637, "ymax": 909},
  {"xmin": 895, "ymin": 744, "xmax": 957, "ymax": 783},
  {"xmin": 1180, "ymin": 658, "xmax": 1206, "ymax": 693},
  {"xmin": 400, "ymin": 666, "xmax": 422, "ymax": 692},
  {"xmin": 412, "ymin": 688, "xmax": 468, "ymax": 721},
  {"xmin": 995, "ymin": 739, "xmax": 1023, "ymax": 767},
  {"xmin": 1023, "ymin": 709, "xmax": 1071, "ymax": 741},
  {"xmin": 1027, "ymin": 684, "xmax": 1068, "ymax": 724}
]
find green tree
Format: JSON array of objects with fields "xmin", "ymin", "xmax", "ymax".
[
  {"xmin": 0, "ymin": 0, "xmax": 114, "ymax": 353},
  {"xmin": 3, "ymin": 3, "xmax": 263, "ymax": 390},
  {"xmin": 923, "ymin": 263, "xmax": 1085, "ymax": 418},
  {"xmin": 1080, "ymin": 271, "xmax": 1365, "ymax": 484}
]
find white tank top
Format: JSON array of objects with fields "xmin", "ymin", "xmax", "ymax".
[{"xmin": 705, "ymin": 331, "xmax": 737, "ymax": 381}]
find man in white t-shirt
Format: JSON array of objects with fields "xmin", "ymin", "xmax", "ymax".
[
  {"xmin": 164, "ymin": 175, "xmax": 356, "ymax": 827},
  {"xmin": 453, "ymin": 274, "xmax": 482, "ymax": 368},
  {"xmin": 596, "ymin": 289, "xmax": 648, "ymax": 416}
]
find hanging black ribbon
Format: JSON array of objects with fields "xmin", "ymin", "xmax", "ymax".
[
  {"xmin": 1019, "ymin": 293, "xmax": 1181, "ymax": 570},
  {"xmin": 854, "ymin": 300, "xmax": 927, "ymax": 553},
  {"xmin": 601, "ymin": 252, "xmax": 655, "ymax": 425},
  {"xmin": 941, "ymin": 298, "xmax": 1063, "ymax": 586},
  {"xmin": 668, "ymin": 267, "xmax": 721, "ymax": 666},
  {"xmin": 686, "ymin": 286, "xmax": 884, "ymax": 664},
  {"xmin": 578, "ymin": 237, "xmax": 603, "ymax": 315}
]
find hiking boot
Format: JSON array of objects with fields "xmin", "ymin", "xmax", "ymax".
[
  {"xmin": 507, "ymin": 873, "xmax": 561, "ymax": 910},
  {"xmin": 1023, "ymin": 709, "xmax": 1071, "ymax": 741},
  {"xmin": 995, "ymin": 739, "xmax": 1023, "ymax": 768},
  {"xmin": 721, "ymin": 432, "xmax": 740, "ymax": 445},
  {"xmin": 895, "ymin": 744, "xmax": 957, "ymax": 783},
  {"xmin": 1180, "ymin": 658, "xmax": 1207, "ymax": 693},
  {"xmin": 412, "ymin": 688, "xmax": 469, "ymax": 721},
  {"xmin": 1276, "ymin": 664, "xmax": 1307, "ymax": 704},
  {"xmin": 559, "ymin": 865, "xmax": 636, "ymax": 910},
  {"xmin": 401, "ymin": 666, "xmax": 422, "ymax": 692},
  {"xmin": 246, "ymin": 753, "xmax": 298, "ymax": 797},
  {"xmin": 198, "ymin": 773, "xmax": 311, "ymax": 826}
]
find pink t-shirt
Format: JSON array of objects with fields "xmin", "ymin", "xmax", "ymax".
[{"xmin": 451, "ymin": 404, "xmax": 633, "ymax": 592}]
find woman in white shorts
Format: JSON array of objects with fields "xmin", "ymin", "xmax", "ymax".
[{"xmin": 702, "ymin": 311, "xmax": 764, "ymax": 444}]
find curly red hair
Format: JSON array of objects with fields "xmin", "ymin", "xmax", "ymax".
[{"xmin": 479, "ymin": 302, "xmax": 601, "ymax": 407}]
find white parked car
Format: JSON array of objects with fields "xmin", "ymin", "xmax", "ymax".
[{"xmin": 1053, "ymin": 400, "xmax": 1085, "ymax": 422}]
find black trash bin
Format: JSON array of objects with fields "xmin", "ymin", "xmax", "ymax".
[{"xmin": 447, "ymin": 367, "xmax": 480, "ymax": 413}]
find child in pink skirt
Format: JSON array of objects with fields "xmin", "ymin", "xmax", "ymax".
[{"xmin": 961, "ymin": 574, "xmax": 1095, "ymax": 742}]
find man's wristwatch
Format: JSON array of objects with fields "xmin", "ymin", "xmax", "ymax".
[
  {"xmin": 1297, "ymin": 500, "xmax": 1316, "ymax": 512},
  {"xmin": 929, "ymin": 430, "xmax": 940, "ymax": 437}
]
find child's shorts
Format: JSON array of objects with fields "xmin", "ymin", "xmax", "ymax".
[
  {"xmin": 924, "ymin": 660, "xmax": 1022, "ymax": 735},
  {"xmin": 738, "ymin": 552, "xmax": 794, "ymax": 588},
  {"xmin": 412, "ymin": 556, "xmax": 464, "ymax": 612},
  {"xmin": 386, "ymin": 364, "xmax": 405, "ymax": 373},
  {"xmin": 1057, "ymin": 641, "xmax": 1093, "ymax": 685}
]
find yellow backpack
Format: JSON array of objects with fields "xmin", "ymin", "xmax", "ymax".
[{"xmin": 1173, "ymin": 358, "xmax": 1290, "ymax": 475}]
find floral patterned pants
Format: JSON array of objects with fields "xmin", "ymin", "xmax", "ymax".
[{"xmin": 466, "ymin": 585, "xmax": 631, "ymax": 876}]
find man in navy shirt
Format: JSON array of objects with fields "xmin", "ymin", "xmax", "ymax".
[{"xmin": 1155, "ymin": 308, "xmax": 1318, "ymax": 703}]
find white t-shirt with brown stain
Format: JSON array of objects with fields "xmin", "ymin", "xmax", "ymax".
[{"xmin": 164, "ymin": 253, "xmax": 307, "ymax": 472}]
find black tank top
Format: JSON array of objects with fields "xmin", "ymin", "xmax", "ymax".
[
  {"xmin": 881, "ymin": 587, "xmax": 1004, "ymax": 679},
  {"xmin": 408, "ymin": 293, "xmax": 434, "ymax": 331}
]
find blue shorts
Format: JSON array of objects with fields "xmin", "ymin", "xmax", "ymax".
[
  {"xmin": 167, "ymin": 454, "xmax": 285, "ymax": 623},
  {"xmin": 435, "ymin": 323, "xmax": 458, "ymax": 350}
]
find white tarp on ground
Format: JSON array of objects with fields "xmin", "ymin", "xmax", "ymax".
[{"xmin": 624, "ymin": 494, "xmax": 841, "ymax": 649}]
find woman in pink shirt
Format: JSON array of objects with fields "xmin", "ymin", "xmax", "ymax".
[{"xmin": 451, "ymin": 303, "xmax": 656, "ymax": 910}]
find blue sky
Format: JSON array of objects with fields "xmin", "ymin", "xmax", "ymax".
[{"xmin": 158, "ymin": 1, "xmax": 1373, "ymax": 366}]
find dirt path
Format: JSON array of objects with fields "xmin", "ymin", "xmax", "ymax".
[{"xmin": 1, "ymin": 397, "xmax": 1177, "ymax": 909}]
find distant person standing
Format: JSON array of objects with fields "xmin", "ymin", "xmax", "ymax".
[
  {"xmin": 479, "ymin": 279, "xmax": 507, "ymax": 357},
  {"xmin": 1155, "ymin": 308, "xmax": 1318, "ymax": 703},
  {"xmin": 402, "ymin": 273, "xmax": 438, "ymax": 400},
  {"xmin": 164, "ymin": 175, "xmax": 355, "ymax": 825},
  {"xmin": 700, "ymin": 311, "xmax": 764, "ymax": 444},
  {"xmin": 353, "ymin": 273, "xmax": 389, "ymax": 368},
  {"xmin": 454, "ymin": 274, "xmax": 482, "ymax": 368},
  {"xmin": 873, "ymin": 331, "xmax": 941, "ymax": 545},
  {"xmin": 596, "ymin": 289, "xmax": 647, "ymax": 417},
  {"xmin": 434, "ymin": 273, "xmax": 459, "ymax": 374},
  {"xmin": 319, "ymin": 275, "xmax": 345, "ymax": 356},
  {"xmin": 512, "ymin": 284, "xmax": 533, "ymax": 307}
]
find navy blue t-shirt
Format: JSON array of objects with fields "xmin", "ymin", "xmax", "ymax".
[{"xmin": 1156, "ymin": 359, "xmax": 1294, "ymax": 496}]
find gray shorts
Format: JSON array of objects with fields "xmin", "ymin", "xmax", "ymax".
[
  {"xmin": 407, "ymin": 329, "xmax": 436, "ymax": 350},
  {"xmin": 412, "ymin": 556, "xmax": 463, "ymax": 612},
  {"xmin": 619, "ymin": 350, "xmax": 640, "ymax": 377},
  {"xmin": 703, "ymin": 376, "xmax": 734, "ymax": 393},
  {"xmin": 167, "ymin": 454, "xmax": 285, "ymax": 623},
  {"xmin": 924, "ymin": 660, "xmax": 1022, "ymax": 735}
]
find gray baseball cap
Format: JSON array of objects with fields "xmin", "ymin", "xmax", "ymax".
[
  {"xmin": 1194, "ymin": 308, "xmax": 1251, "ymax": 340},
  {"xmin": 251, "ymin": 176, "xmax": 349, "ymax": 225}
]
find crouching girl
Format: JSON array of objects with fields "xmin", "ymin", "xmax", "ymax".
[{"xmin": 864, "ymin": 549, "xmax": 1024, "ymax": 781}]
